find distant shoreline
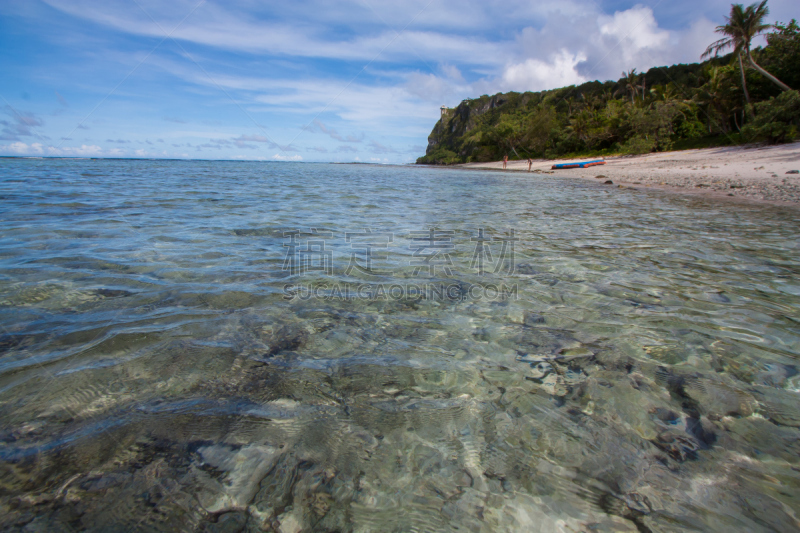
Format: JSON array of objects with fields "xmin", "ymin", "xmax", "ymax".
[{"xmin": 448, "ymin": 143, "xmax": 800, "ymax": 208}]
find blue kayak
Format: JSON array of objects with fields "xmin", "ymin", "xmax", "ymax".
[{"xmin": 551, "ymin": 160, "xmax": 606, "ymax": 169}]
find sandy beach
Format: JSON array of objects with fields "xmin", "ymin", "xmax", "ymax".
[{"xmin": 458, "ymin": 143, "xmax": 800, "ymax": 207}]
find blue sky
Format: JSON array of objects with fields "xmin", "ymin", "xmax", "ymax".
[{"xmin": 1, "ymin": 0, "xmax": 796, "ymax": 163}]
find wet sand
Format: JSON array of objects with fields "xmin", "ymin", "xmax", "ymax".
[{"xmin": 458, "ymin": 143, "xmax": 800, "ymax": 207}]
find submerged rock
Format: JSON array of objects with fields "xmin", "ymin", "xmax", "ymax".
[
  {"xmin": 540, "ymin": 373, "xmax": 568, "ymax": 397},
  {"xmin": 264, "ymin": 324, "xmax": 310, "ymax": 358},
  {"xmin": 197, "ymin": 444, "xmax": 283, "ymax": 513},
  {"xmin": 681, "ymin": 375, "xmax": 755, "ymax": 419},
  {"xmin": 652, "ymin": 430, "xmax": 703, "ymax": 462},
  {"xmin": 578, "ymin": 372, "xmax": 666, "ymax": 440},
  {"xmin": 750, "ymin": 386, "xmax": 800, "ymax": 427},
  {"xmin": 723, "ymin": 416, "xmax": 800, "ymax": 462},
  {"xmin": 523, "ymin": 311, "xmax": 546, "ymax": 325},
  {"xmin": 752, "ymin": 363, "xmax": 796, "ymax": 388},
  {"xmin": 514, "ymin": 264, "xmax": 538, "ymax": 275}
]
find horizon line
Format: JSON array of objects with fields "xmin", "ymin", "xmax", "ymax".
[{"xmin": 0, "ymin": 155, "xmax": 408, "ymax": 164}]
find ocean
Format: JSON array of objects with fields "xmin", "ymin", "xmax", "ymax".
[{"xmin": 1, "ymin": 158, "xmax": 799, "ymax": 531}]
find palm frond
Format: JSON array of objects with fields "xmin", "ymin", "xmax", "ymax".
[
  {"xmin": 702, "ymin": 37, "xmax": 735, "ymax": 57},
  {"xmin": 702, "ymin": 1, "xmax": 774, "ymax": 58}
]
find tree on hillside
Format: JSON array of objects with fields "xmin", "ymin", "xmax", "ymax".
[
  {"xmin": 619, "ymin": 70, "xmax": 641, "ymax": 104},
  {"xmin": 490, "ymin": 116, "xmax": 526, "ymax": 158},
  {"xmin": 761, "ymin": 19, "xmax": 800, "ymax": 92},
  {"xmin": 418, "ymin": 20, "xmax": 800, "ymax": 165},
  {"xmin": 703, "ymin": 0, "xmax": 792, "ymax": 102},
  {"xmin": 522, "ymin": 106, "xmax": 556, "ymax": 156},
  {"xmin": 694, "ymin": 66, "xmax": 740, "ymax": 133},
  {"xmin": 591, "ymin": 88, "xmax": 615, "ymax": 109},
  {"xmin": 650, "ymin": 82, "xmax": 681, "ymax": 102}
]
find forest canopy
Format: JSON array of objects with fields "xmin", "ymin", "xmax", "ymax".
[{"xmin": 417, "ymin": 14, "xmax": 800, "ymax": 165}]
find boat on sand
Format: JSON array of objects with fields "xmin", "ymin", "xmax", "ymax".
[{"xmin": 551, "ymin": 160, "xmax": 606, "ymax": 169}]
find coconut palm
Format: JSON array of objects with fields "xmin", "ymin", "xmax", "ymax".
[
  {"xmin": 650, "ymin": 82, "xmax": 681, "ymax": 102},
  {"xmin": 703, "ymin": 0, "xmax": 792, "ymax": 103},
  {"xmin": 694, "ymin": 67, "xmax": 739, "ymax": 134},
  {"xmin": 619, "ymin": 70, "xmax": 641, "ymax": 104},
  {"xmin": 592, "ymin": 88, "xmax": 615, "ymax": 108}
]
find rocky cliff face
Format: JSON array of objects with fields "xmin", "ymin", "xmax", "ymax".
[{"xmin": 423, "ymin": 94, "xmax": 513, "ymax": 160}]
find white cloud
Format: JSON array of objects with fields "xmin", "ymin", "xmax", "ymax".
[
  {"xmin": 495, "ymin": 50, "xmax": 588, "ymax": 93},
  {"xmin": 45, "ymin": 144, "xmax": 105, "ymax": 157},
  {"xmin": 670, "ymin": 18, "xmax": 720, "ymax": 64},
  {"xmin": 475, "ymin": 5, "xmax": 693, "ymax": 94},
  {"xmin": 20, "ymin": 0, "xmax": 789, "ymax": 164},
  {"xmin": 310, "ymin": 119, "xmax": 363, "ymax": 143},
  {"xmin": 55, "ymin": 145, "xmax": 104, "ymax": 156},
  {"xmin": 368, "ymin": 140, "xmax": 396, "ymax": 154},
  {"xmin": 232, "ymin": 155, "xmax": 267, "ymax": 160},
  {"xmin": 41, "ymin": 0, "xmax": 507, "ymax": 65},
  {"xmin": 1, "ymin": 142, "xmax": 44, "ymax": 154},
  {"xmin": 599, "ymin": 6, "xmax": 670, "ymax": 52},
  {"xmin": 404, "ymin": 71, "xmax": 471, "ymax": 103},
  {"xmin": 272, "ymin": 154, "xmax": 303, "ymax": 161},
  {"xmin": 440, "ymin": 64, "xmax": 464, "ymax": 83},
  {"xmin": 235, "ymin": 134, "xmax": 273, "ymax": 143},
  {"xmin": 0, "ymin": 142, "xmax": 115, "ymax": 158},
  {"xmin": 1, "ymin": 107, "xmax": 45, "ymax": 141}
]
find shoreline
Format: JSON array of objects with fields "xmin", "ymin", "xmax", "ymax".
[{"xmin": 452, "ymin": 143, "xmax": 800, "ymax": 209}]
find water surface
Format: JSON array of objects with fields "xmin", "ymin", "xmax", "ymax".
[{"xmin": 1, "ymin": 159, "xmax": 800, "ymax": 531}]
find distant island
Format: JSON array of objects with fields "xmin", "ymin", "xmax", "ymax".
[{"xmin": 418, "ymin": 12, "xmax": 799, "ymax": 165}]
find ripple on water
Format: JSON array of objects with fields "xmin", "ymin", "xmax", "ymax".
[{"xmin": 1, "ymin": 160, "xmax": 800, "ymax": 531}]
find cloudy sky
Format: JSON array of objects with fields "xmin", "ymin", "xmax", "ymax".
[{"xmin": 1, "ymin": 0, "xmax": 796, "ymax": 163}]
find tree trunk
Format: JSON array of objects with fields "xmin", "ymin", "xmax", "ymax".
[
  {"xmin": 738, "ymin": 54, "xmax": 751, "ymax": 106},
  {"xmin": 715, "ymin": 106, "xmax": 730, "ymax": 134},
  {"xmin": 747, "ymin": 50, "xmax": 792, "ymax": 91}
]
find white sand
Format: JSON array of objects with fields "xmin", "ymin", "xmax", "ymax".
[{"xmin": 458, "ymin": 143, "xmax": 800, "ymax": 206}]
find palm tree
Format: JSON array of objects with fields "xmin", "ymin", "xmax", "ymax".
[
  {"xmin": 703, "ymin": 0, "xmax": 791, "ymax": 102},
  {"xmin": 567, "ymin": 110, "xmax": 592, "ymax": 143},
  {"xmin": 593, "ymin": 88, "xmax": 615, "ymax": 108},
  {"xmin": 650, "ymin": 82, "xmax": 681, "ymax": 102},
  {"xmin": 619, "ymin": 70, "xmax": 640, "ymax": 104},
  {"xmin": 694, "ymin": 67, "xmax": 738, "ymax": 134}
]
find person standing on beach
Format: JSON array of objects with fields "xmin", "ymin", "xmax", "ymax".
[
  {"xmin": 503, "ymin": 155, "xmax": 508, "ymax": 170},
  {"xmin": 527, "ymin": 158, "xmax": 532, "ymax": 172}
]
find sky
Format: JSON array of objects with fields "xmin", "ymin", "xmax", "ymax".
[{"xmin": 0, "ymin": 0, "xmax": 796, "ymax": 163}]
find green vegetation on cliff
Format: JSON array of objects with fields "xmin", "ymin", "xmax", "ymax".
[{"xmin": 417, "ymin": 16, "xmax": 800, "ymax": 165}]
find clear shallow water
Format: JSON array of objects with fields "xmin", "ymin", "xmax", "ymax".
[{"xmin": 1, "ymin": 158, "xmax": 800, "ymax": 532}]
